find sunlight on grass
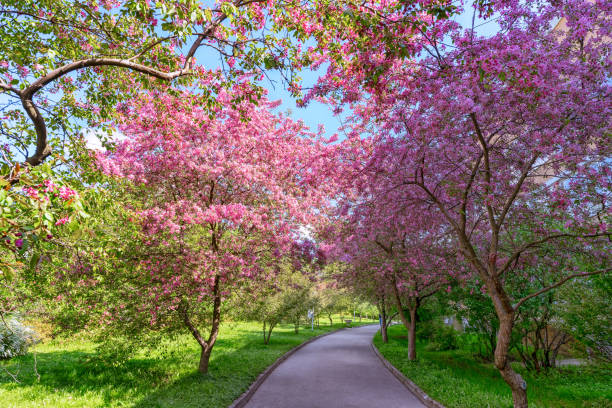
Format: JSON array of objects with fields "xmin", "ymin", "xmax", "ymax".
[
  {"xmin": 374, "ymin": 325, "xmax": 612, "ymax": 408},
  {"xmin": 0, "ymin": 319, "xmax": 376, "ymax": 408}
]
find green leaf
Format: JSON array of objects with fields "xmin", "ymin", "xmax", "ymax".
[{"xmin": 29, "ymin": 253, "xmax": 40, "ymax": 271}]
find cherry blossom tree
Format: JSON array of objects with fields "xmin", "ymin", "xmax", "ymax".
[
  {"xmin": 331, "ymin": 198, "xmax": 462, "ymax": 360},
  {"xmin": 96, "ymin": 85, "xmax": 332, "ymax": 373},
  {"xmin": 0, "ymin": 0, "xmax": 456, "ymax": 167},
  {"xmin": 327, "ymin": 1, "xmax": 610, "ymax": 405},
  {"xmin": 0, "ymin": 1, "xmax": 462, "ymax": 300}
]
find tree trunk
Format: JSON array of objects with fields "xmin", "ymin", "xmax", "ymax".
[
  {"xmin": 381, "ymin": 322, "xmax": 388, "ymax": 343},
  {"xmin": 263, "ymin": 321, "xmax": 267, "ymax": 344},
  {"xmin": 391, "ymin": 276, "xmax": 419, "ymax": 361},
  {"xmin": 495, "ymin": 313, "xmax": 528, "ymax": 408},
  {"xmin": 328, "ymin": 314, "xmax": 333, "ymax": 326},
  {"xmin": 264, "ymin": 322, "xmax": 274, "ymax": 345},
  {"xmin": 386, "ymin": 312, "xmax": 398, "ymax": 328},
  {"xmin": 197, "ymin": 274, "xmax": 222, "ymax": 374},
  {"xmin": 380, "ymin": 301, "xmax": 389, "ymax": 344},
  {"xmin": 408, "ymin": 306, "xmax": 417, "ymax": 361},
  {"xmin": 199, "ymin": 344, "xmax": 212, "ymax": 373}
]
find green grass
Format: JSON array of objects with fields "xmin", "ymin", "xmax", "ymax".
[
  {"xmin": 374, "ymin": 324, "xmax": 612, "ymax": 408},
  {"xmin": 0, "ymin": 318, "xmax": 377, "ymax": 408}
]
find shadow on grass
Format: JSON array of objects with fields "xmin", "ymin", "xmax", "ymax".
[
  {"xmin": 133, "ymin": 323, "xmax": 373, "ymax": 408},
  {"xmin": 0, "ymin": 349, "xmax": 178, "ymax": 405},
  {"xmin": 0, "ymin": 322, "xmax": 368, "ymax": 408},
  {"xmin": 376, "ymin": 325, "xmax": 612, "ymax": 408}
]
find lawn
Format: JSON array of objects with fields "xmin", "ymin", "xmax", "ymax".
[
  {"xmin": 374, "ymin": 324, "xmax": 612, "ymax": 408},
  {"xmin": 0, "ymin": 318, "xmax": 376, "ymax": 408}
]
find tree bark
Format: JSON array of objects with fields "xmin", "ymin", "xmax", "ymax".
[
  {"xmin": 408, "ymin": 306, "xmax": 417, "ymax": 361},
  {"xmin": 199, "ymin": 344, "xmax": 212, "ymax": 373},
  {"xmin": 263, "ymin": 321, "xmax": 274, "ymax": 345},
  {"xmin": 391, "ymin": 275, "xmax": 419, "ymax": 360},
  {"xmin": 197, "ymin": 274, "xmax": 222, "ymax": 374},
  {"xmin": 380, "ymin": 302, "xmax": 389, "ymax": 344},
  {"xmin": 267, "ymin": 324, "xmax": 274, "ymax": 344},
  {"xmin": 495, "ymin": 312, "xmax": 528, "ymax": 408}
]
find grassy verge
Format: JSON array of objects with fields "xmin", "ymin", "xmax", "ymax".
[
  {"xmin": 374, "ymin": 324, "xmax": 612, "ymax": 408},
  {"xmin": 0, "ymin": 318, "xmax": 376, "ymax": 408}
]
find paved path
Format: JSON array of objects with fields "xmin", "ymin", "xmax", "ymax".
[{"xmin": 243, "ymin": 324, "xmax": 426, "ymax": 408}]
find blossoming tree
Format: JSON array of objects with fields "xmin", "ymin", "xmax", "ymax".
[
  {"xmin": 328, "ymin": 1, "xmax": 610, "ymax": 405},
  {"xmin": 97, "ymin": 84, "xmax": 332, "ymax": 373},
  {"xmin": 330, "ymin": 193, "xmax": 462, "ymax": 360},
  {"xmin": 0, "ymin": 0, "xmax": 455, "ymax": 166}
]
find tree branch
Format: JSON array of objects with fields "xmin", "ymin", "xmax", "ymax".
[
  {"xmin": 470, "ymin": 112, "xmax": 497, "ymax": 246},
  {"xmin": 513, "ymin": 268, "xmax": 610, "ymax": 311},
  {"xmin": 496, "ymin": 154, "xmax": 539, "ymax": 230},
  {"xmin": 498, "ymin": 232, "xmax": 610, "ymax": 277},
  {"xmin": 460, "ymin": 153, "xmax": 483, "ymax": 231},
  {"xmin": 14, "ymin": 0, "xmax": 267, "ymax": 166},
  {"xmin": 0, "ymin": 80, "xmax": 21, "ymax": 96},
  {"xmin": 178, "ymin": 300, "xmax": 206, "ymax": 348}
]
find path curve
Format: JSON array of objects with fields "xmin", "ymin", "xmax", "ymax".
[{"xmin": 242, "ymin": 324, "xmax": 426, "ymax": 408}]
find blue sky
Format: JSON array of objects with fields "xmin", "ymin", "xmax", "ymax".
[
  {"xmin": 228, "ymin": 2, "xmax": 501, "ymax": 141},
  {"xmin": 2, "ymin": 1, "xmax": 502, "ymax": 153}
]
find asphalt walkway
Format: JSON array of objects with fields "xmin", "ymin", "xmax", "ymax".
[{"xmin": 243, "ymin": 324, "xmax": 426, "ymax": 408}]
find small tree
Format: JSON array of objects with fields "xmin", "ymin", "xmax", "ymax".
[
  {"xmin": 242, "ymin": 260, "xmax": 317, "ymax": 344},
  {"xmin": 95, "ymin": 87, "xmax": 329, "ymax": 373},
  {"xmin": 317, "ymin": 284, "xmax": 349, "ymax": 326}
]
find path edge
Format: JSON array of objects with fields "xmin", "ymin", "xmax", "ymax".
[
  {"xmin": 370, "ymin": 340, "xmax": 446, "ymax": 408},
  {"xmin": 228, "ymin": 325, "xmax": 360, "ymax": 408}
]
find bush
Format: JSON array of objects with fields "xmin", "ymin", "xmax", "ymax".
[
  {"xmin": 417, "ymin": 320, "xmax": 436, "ymax": 340},
  {"xmin": 424, "ymin": 323, "xmax": 458, "ymax": 351},
  {"xmin": 0, "ymin": 317, "xmax": 39, "ymax": 360},
  {"xmin": 93, "ymin": 336, "xmax": 140, "ymax": 366}
]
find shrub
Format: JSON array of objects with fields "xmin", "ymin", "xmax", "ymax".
[
  {"xmin": 417, "ymin": 320, "xmax": 437, "ymax": 341},
  {"xmin": 424, "ymin": 323, "xmax": 458, "ymax": 351},
  {"xmin": 0, "ymin": 317, "xmax": 39, "ymax": 360}
]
